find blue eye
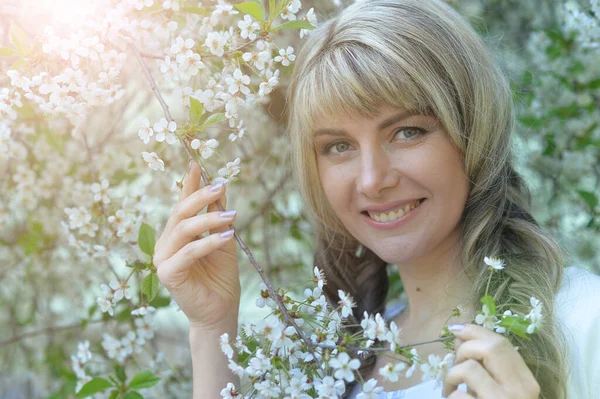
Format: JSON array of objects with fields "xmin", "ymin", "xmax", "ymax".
[
  {"xmin": 325, "ymin": 141, "xmax": 351, "ymax": 154},
  {"xmin": 394, "ymin": 127, "xmax": 423, "ymax": 140}
]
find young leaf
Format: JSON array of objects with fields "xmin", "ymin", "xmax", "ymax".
[
  {"xmin": 128, "ymin": 370, "xmax": 160, "ymax": 390},
  {"xmin": 234, "ymin": 1, "xmax": 263, "ymax": 21},
  {"xmin": 270, "ymin": 20, "xmax": 315, "ymax": 31},
  {"xmin": 75, "ymin": 378, "xmax": 113, "ymax": 398},
  {"xmin": 108, "ymin": 390, "xmax": 119, "ymax": 399},
  {"xmin": 115, "ymin": 364, "xmax": 127, "ymax": 383},
  {"xmin": 577, "ymin": 190, "xmax": 598, "ymax": 211},
  {"xmin": 497, "ymin": 315, "xmax": 531, "ymax": 340},
  {"xmin": 201, "ymin": 113, "xmax": 227, "ymax": 128},
  {"xmin": 141, "ymin": 273, "xmax": 159, "ymax": 302},
  {"xmin": 124, "ymin": 392, "xmax": 144, "ymax": 399},
  {"xmin": 0, "ymin": 47, "xmax": 18, "ymax": 57},
  {"xmin": 189, "ymin": 96, "xmax": 204, "ymax": 123},
  {"xmin": 138, "ymin": 223, "xmax": 156, "ymax": 256},
  {"xmin": 9, "ymin": 21, "xmax": 29, "ymax": 50},
  {"xmin": 480, "ymin": 295, "xmax": 496, "ymax": 316}
]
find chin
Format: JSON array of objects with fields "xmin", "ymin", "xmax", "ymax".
[{"xmin": 366, "ymin": 239, "xmax": 425, "ymax": 265}]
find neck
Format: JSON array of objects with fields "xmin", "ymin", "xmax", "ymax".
[{"xmin": 394, "ymin": 230, "xmax": 474, "ymax": 329}]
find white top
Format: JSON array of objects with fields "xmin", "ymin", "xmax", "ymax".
[{"xmin": 346, "ymin": 266, "xmax": 600, "ymax": 399}]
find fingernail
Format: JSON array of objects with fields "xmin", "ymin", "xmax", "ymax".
[
  {"xmin": 210, "ymin": 182, "xmax": 223, "ymax": 192},
  {"xmin": 187, "ymin": 160, "xmax": 193, "ymax": 172},
  {"xmin": 220, "ymin": 210, "xmax": 236, "ymax": 219},
  {"xmin": 448, "ymin": 323, "xmax": 465, "ymax": 332},
  {"xmin": 220, "ymin": 229, "xmax": 234, "ymax": 238}
]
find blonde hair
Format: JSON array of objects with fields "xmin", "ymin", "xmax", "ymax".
[{"xmin": 286, "ymin": 0, "xmax": 568, "ymax": 397}]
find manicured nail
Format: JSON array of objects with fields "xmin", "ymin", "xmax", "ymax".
[
  {"xmin": 220, "ymin": 229, "xmax": 234, "ymax": 238},
  {"xmin": 220, "ymin": 210, "xmax": 236, "ymax": 219},
  {"xmin": 210, "ymin": 182, "xmax": 223, "ymax": 192},
  {"xmin": 187, "ymin": 160, "xmax": 193, "ymax": 172},
  {"xmin": 448, "ymin": 323, "xmax": 465, "ymax": 332}
]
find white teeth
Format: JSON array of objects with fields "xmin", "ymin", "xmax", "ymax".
[{"xmin": 367, "ymin": 200, "xmax": 422, "ymax": 223}]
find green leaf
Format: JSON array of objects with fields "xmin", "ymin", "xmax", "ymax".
[
  {"xmin": 588, "ymin": 78, "xmax": 600, "ymax": 90},
  {"xmin": 9, "ymin": 21, "xmax": 29, "ymax": 50},
  {"xmin": 108, "ymin": 390, "xmax": 119, "ymax": 399},
  {"xmin": 201, "ymin": 113, "xmax": 227, "ymax": 128},
  {"xmin": 518, "ymin": 115, "xmax": 544, "ymax": 129},
  {"xmin": 141, "ymin": 273, "xmax": 159, "ymax": 302},
  {"xmin": 480, "ymin": 295, "xmax": 496, "ymax": 316},
  {"xmin": 189, "ymin": 96, "xmax": 204, "ymax": 123},
  {"xmin": 497, "ymin": 315, "xmax": 532, "ymax": 340},
  {"xmin": 128, "ymin": 370, "xmax": 160, "ymax": 390},
  {"xmin": 138, "ymin": 223, "xmax": 156, "ymax": 256},
  {"xmin": 0, "ymin": 47, "xmax": 18, "ymax": 57},
  {"xmin": 115, "ymin": 364, "xmax": 127, "ymax": 383},
  {"xmin": 76, "ymin": 377, "xmax": 113, "ymax": 398},
  {"xmin": 271, "ymin": 20, "xmax": 315, "ymax": 31},
  {"xmin": 124, "ymin": 392, "xmax": 144, "ymax": 399},
  {"xmin": 577, "ymin": 191, "xmax": 598, "ymax": 211},
  {"xmin": 181, "ymin": 6, "xmax": 209, "ymax": 15},
  {"xmin": 149, "ymin": 295, "xmax": 171, "ymax": 308},
  {"xmin": 234, "ymin": 1, "xmax": 264, "ymax": 21}
]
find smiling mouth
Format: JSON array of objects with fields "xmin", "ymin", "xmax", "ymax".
[{"xmin": 362, "ymin": 198, "xmax": 426, "ymax": 223}]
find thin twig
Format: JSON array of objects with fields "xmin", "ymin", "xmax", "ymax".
[
  {"xmin": 316, "ymin": 335, "xmax": 454, "ymax": 354},
  {"xmin": 129, "ymin": 42, "xmax": 324, "ymax": 371},
  {"xmin": 0, "ymin": 320, "xmax": 104, "ymax": 348}
]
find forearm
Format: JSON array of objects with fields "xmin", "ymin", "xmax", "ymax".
[{"xmin": 190, "ymin": 316, "xmax": 240, "ymax": 399}]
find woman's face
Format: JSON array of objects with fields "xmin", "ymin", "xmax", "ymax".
[{"xmin": 312, "ymin": 105, "xmax": 470, "ymax": 265}]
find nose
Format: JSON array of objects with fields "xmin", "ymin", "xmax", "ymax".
[{"xmin": 357, "ymin": 147, "xmax": 399, "ymax": 198}]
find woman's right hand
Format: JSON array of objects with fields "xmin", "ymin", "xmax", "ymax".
[{"xmin": 153, "ymin": 161, "xmax": 241, "ymax": 330}]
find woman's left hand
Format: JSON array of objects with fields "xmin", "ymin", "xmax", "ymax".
[{"xmin": 442, "ymin": 324, "xmax": 541, "ymax": 399}]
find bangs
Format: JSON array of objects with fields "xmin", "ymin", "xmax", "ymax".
[{"xmin": 293, "ymin": 43, "xmax": 435, "ymax": 139}]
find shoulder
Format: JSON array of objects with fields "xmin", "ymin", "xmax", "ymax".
[{"xmin": 555, "ymin": 266, "xmax": 600, "ymax": 399}]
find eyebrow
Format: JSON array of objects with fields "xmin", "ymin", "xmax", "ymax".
[{"xmin": 313, "ymin": 110, "xmax": 423, "ymax": 138}]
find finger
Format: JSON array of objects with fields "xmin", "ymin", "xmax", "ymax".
[
  {"xmin": 450, "ymin": 325, "xmax": 524, "ymax": 383},
  {"xmin": 446, "ymin": 390, "xmax": 475, "ymax": 399},
  {"xmin": 160, "ymin": 211, "xmax": 237, "ymax": 262},
  {"xmin": 207, "ymin": 190, "xmax": 229, "ymax": 234},
  {"xmin": 157, "ymin": 229, "xmax": 236, "ymax": 286},
  {"xmin": 162, "ymin": 182, "xmax": 226, "ymax": 238},
  {"xmin": 443, "ymin": 359, "xmax": 498, "ymax": 398},
  {"xmin": 180, "ymin": 160, "xmax": 201, "ymax": 202}
]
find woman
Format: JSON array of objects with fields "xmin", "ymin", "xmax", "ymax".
[{"xmin": 152, "ymin": 0, "xmax": 600, "ymax": 398}]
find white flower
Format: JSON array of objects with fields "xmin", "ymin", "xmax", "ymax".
[
  {"xmin": 142, "ymin": 151, "xmax": 165, "ymax": 171},
  {"xmin": 162, "ymin": 0, "xmax": 180, "ymax": 11},
  {"xmin": 225, "ymin": 69, "xmax": 251, "ymax": 95},
  {"xmin": 138, "ymin": 118, "xmax": 153, "ymax": 143},
  {"xmin": 214, "ymin": 157, "xmax": 241, "ymax": 184},
  {"xmin": 76, "ymin": 341, "xmax": 92, "ymax": 363},
  {"xmin": 131, "ymin": 305, "xmax": 156, "ymax": 316},
  {"xmin": 205, "ymin": 31, "xmax": 227, "ymax": 57},
  {"xmin": 274, "ymin": 46, "xmax": 296, "ymax": 66},
  {"xmin": 153, "ymin": 118, "xmax": 177, "ymax": 145},
  {"xmin": 238, "ymin": 15, "xmax": 260, "ymax": 40},
  {"xmin": 191, "ymin": 138, "xmax": 219, "ymax": 159},
  {"xmin": 228, "ymin": 120, "xmax": 246, "ymax": 142},
  {"xmin": 484, "ymin": 256, "xmax": 505, "ymax": 270},
  {"xmin": 315, "ymin": 376, "xmax": 345, "ymax": 398},
  {"xmin": 421, "ymin": 353, "xmax": 454, "ymax": 384},
  {"xmin": 220, "ymin": 382, "xmax": 242, "ymax": 398},
  {"xmin": 329, "ymin": 352, "xmax": 360, "ymax": 382},
  {"xmin": 356, "ymin": 378, "xmax": 384, "ymax": 399},
  {"xmin": 475, "ymin": 304, "xmax": 497, "ymax": 331},
  {"xmin": 97, "ymin": 297, "xmax": 114, "ymax": 316},
  {"xmin": 525, "ymin": 296, "xmax": 543, "ymax": 333},
  {"xmin": 220, "ymin": 333, "xmax": 234, "ymax": 359},
  {"xmin": 337, "ymin": 290, "xmax": 356, "ymax": 318},
  {"xmin": 300, "ymin": 8, "xmax": 317, "ymax": 39},
  {"xmin": 91, "ymin": 179, "xmax": 112, "ymax": 204},
  {"xmin": 385, "ymin": 321, "xmax": 402, "ymax": 351},
  {"xmin": 379, "ymin": 362, "xmax": 406, "ymax": 382},
  {"xmin": 494, "ymin": 310, "xmax": 513, "ymax": 334},
  {"xmin": 313, "ymin": 266, "xmax": 326, "ymax": 289},
  {"xmin": 259, "ymin": 69, "xmax": 279, "ymax": 96},
  {"xmin": 405, "ymin": 348, "xmax": 419, "ymax": 378}
]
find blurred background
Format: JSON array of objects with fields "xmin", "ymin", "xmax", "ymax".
[{"xmin": 0, "ymin": 0, "xmax": 598, "ymax": 397}]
